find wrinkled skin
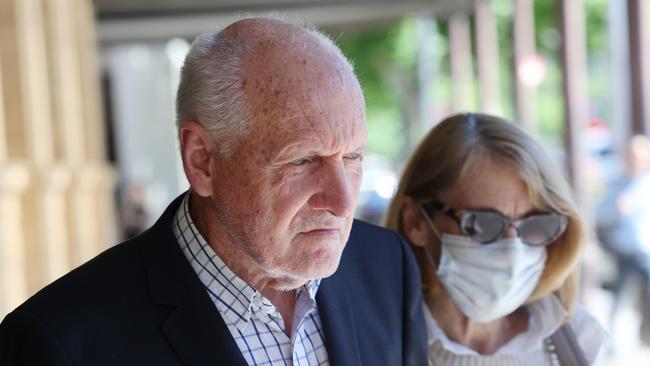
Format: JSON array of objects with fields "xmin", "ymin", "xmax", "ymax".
[{"xmin": 182, "ymin": 19, "xmax": 367, "ymax": 294}]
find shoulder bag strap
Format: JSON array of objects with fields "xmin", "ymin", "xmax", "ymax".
[{"xmin": 549, "ymin": 323, "xmax": 590, "ymax": 366}]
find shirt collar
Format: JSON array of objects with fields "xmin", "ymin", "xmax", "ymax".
[
  {"xmin": 172, "ymin": 193, "xmax": 321, "ymax": 330},
  {"xmin": 424, "ymin": 294, "xmax": 569, "ymax": 356}
]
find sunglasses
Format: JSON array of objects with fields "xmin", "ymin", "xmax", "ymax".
[{"xmin": 421, "ymin": 199, "xmax": 568, "ymax": 246}]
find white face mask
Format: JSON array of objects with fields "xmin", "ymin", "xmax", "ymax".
[
  {"xmin": 420, "ymin": 208, "xmax": 547, "ymax": 323},
  {"xmin": 435, "ymin": 233, "xmax": 547, "ymax": 323}
]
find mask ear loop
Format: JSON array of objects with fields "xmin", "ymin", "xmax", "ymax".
[
  {"xmin": 418, "ymin": 205, "xmax": 443, "ymax": 295},
  {"xmin": 419, "ymin": 204, "xmax": 442, "ymax": 241}
]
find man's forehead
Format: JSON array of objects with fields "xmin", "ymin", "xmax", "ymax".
[
  {"xmin": 221, "ymin": 19, "xmax": 363, "ymax": 112},
  {"xmin": 220, "ymin": 18, "xmax": 367, "ymax": 150},
  {"xmin": 244, "ymin": 98, "xmax": 366, "ymax": 160},
  {"xmin": 244, "ymin": 50, "xmax": 351, "ymax": 93},
  {"xmin": 245, "ymin": 63, "xmax": 363, "ymax": 122}
]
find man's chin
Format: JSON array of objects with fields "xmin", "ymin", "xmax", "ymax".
[
  {"xmin": 298, "ymin": 254, "xmax": 342, "ymax": 280},
  {"xmin": 272, "ymin": 258, "xmax": 341, "ymax": 290}
]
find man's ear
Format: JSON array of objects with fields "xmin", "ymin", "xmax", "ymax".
[
  {"xmin": 401, "ymin": 195, "xmax": 431, "ymax": 247},
  {"xmin": 179, "ymin": 121, "xmax": 217, "ymax": 197}
]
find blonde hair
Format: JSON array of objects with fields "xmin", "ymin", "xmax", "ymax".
[{"xmin": 384, "ymin": 113, "xmax": 586, "ymax": 315}]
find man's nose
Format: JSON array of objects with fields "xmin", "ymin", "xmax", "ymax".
[{"xmin": 309, "ymin": 160, "xmax": 356, "ymax": 217}]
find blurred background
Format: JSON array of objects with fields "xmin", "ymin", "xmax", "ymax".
[{"xmin": 1, "ymin": 0, "xmax": 650, "ymax": 363}]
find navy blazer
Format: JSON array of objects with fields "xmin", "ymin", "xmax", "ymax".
[{"xmin": 0, "ymin": 195, "xmax": 427, "ymax": 365}]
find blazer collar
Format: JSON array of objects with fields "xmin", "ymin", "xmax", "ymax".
[{"xmin": 139, "ymin": 193, "xmax": 247, "ymax": 366}]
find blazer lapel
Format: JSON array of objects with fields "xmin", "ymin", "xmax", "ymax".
[
  {"xmin": 161, "ymin": 297, "xmax": 247, "ymax": 366},
  {"xmin": 140, "ymin": 195, "xmax": 247, "ymax": 366},
  {"xmin": 317, "ymin": 268, "xmax": 362, "ymax": 366}
]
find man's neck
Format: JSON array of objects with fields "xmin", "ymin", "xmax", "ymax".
[
  {"xmin": 189, "ymin": 192, "xmax": 302, "ymax": 333},
  {"xmin": 262, "ymin": 287, "xmax": 298, "ymax": 334}
]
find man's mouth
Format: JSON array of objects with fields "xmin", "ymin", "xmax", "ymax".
[{"xmin": 301, "ymin": 228, "xmax": 341, "ymax": 237}]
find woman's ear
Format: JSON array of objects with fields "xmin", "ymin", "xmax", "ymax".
[{"xmin": 401, "ymin": 195, "xmax": 432, "ymax": 247}]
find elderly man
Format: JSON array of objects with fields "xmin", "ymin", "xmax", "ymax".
[{"xmin": 0, "ymin": 18, "xmax": 426, "ymax": 365}]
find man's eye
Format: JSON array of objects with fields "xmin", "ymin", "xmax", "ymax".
[
  {"xmin": 290, "ymin": 158, "xmax": 309, "ymax": 166},
  {"xmin": 344, "ymin": 153, "xmax": 364, "ymax": 161}
]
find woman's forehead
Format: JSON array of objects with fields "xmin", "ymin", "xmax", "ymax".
[{"xmin": 441, "ymin": 159, "xmax": 534, "ymax": 216}]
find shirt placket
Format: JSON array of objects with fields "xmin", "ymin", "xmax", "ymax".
[
  {"xmin": 249, "ymin": 288, "xmax": 319, "ymax": 366},
  {"xmin": 292, "ymin": 288, "xmax": 319, "ymax": 366}
]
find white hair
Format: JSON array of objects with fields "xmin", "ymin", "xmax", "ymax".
[{"xmin": 175, "ymin": 15, "xmax": 355, "ymax": 157}]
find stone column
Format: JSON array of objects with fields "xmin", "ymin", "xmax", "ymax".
[
  {"xmin": 0, "ymin": 162, "xmax": 30, "ymax": 313},
  {"xmin": 559, "ymin": 0, "xmax": 589, "ymax": 208},
  {"xmin": 475, "ymin": 0, "xmax": 502, "ymax": 115},
  {"xmin": 448, "ymin": 13, "xmax": 475, "ymax": 112},
  {"xmin": 0, "ymin": 0, "xmax": 116, "ymax": 318},
  {"xmin": 628, "ymin": 0, "xmax": 650, "ymax": 135},
  {"xmin": 513, "ymin": 0, "xmax": 537, "ymax": 130},
  {"xmin": 0, "ymin": 56, "xmax": 6, "ymax": 161}
]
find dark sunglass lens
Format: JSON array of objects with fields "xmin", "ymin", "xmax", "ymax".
[
  {"xmin": 461, "ymin": 211, "xmax": 506, "ymax": 243},
  {"xmin": 519, "ymin": 214, "xmax": 567, "ymax": 246}
]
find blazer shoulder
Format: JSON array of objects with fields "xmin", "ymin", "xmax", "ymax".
[
  {"xmin": 350, "ymin": 219, "xmax": 403, "ymax": 243},
  {"xmin": 12, "ymin": 232, "xmax": 151, "ymax": 322},
  {"xmin": 13, "ymin": 194, "xmax": 186, "ymax": 316},
  {"xmin": 344, "ymin": 219, "xmax": 414, "ymax": 272}
]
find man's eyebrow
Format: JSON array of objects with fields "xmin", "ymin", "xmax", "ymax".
[
  {"xmin": 270, "ymin": 140, "xmax": 317, "ymax": 161},
  {"xmin": 352, "ymin": 144, "xmax": 367, "ymax": 152},
  {"xmin": 272, "ymin": 143, "xmax": 366, "ymax": 162}
]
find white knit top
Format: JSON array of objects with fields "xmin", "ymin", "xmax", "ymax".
[{"xmin": 424, "ymin": 295, "xmax": 607, "ymax": 366}]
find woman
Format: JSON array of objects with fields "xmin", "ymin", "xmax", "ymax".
[{"xmin": 385, "ymin": 113, "xmax": 606, "ymax": 365}]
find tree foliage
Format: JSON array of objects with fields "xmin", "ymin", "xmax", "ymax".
[{"xmin": 335, "ymin": 0, "xmax": 610, "ymax": 160}]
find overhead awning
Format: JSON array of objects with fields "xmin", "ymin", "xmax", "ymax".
[{"xmin": 94, "ymin": 0, "xmax": 472, "ymax": 42}]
